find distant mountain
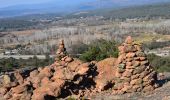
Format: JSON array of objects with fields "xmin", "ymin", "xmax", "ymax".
[
  {"xmin": 0, "ymin": 0, "xmax": 170, "ymax": 18},
  {"xmin": 68, "ymin": 2, "xmax": 170, "ymax": 19}
]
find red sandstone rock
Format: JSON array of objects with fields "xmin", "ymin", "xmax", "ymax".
[
  {"xmin": 14, "ymin": 71, "xmax": 24, "ymax": 85},
  {"xmin": 125, "ymin": 36, "xmax": 133, "ymax": 44},
  {"xmin": 0, "ymin": 87, "xmax": 7, "ymax": 95},
  {"xmin": 126, "ymin": 52, "xmax": 136, "ymax": 58},
  {"xmin": 11, "ymin": 85, "xmax": 27, "ymax": 94},
  {"xmin": 77, "ymin": 63, "xmax": 90, "ymax": 75}
]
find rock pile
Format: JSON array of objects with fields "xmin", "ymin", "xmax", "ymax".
[
  {"xmin": 113, "ymin": 36, "xmax": 157, "ymax": 94},
  {"xmin": 0, "ymin": 39, "xmax": 97, "ymax": 100}
]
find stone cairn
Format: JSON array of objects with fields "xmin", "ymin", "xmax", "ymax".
[
  {"xmin": 53, "ymin": 39, "xmax": 73, "ymax": 67},
  {"xmin": 113, "ymin": 36, "xmax": 157, "ymax": 94},
  {"xmin": 0, "ymin": 39, "xmax": 93, "ymax": 100}
]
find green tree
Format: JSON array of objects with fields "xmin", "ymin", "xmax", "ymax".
[{"xmin": 79, "ymin": 39, "xmax": 118, "ymax": 62}]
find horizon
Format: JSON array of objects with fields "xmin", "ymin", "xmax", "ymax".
[
  {"xmin": 1, "ymin": 0, "xmax": 170, "ymax": 9},
  {"xmin": 0, "ymin": 0, "xmax": 170, "ymax": 18}
]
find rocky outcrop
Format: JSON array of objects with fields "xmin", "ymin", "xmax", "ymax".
[
  {"xmin": 94, "ymin": 58, "xmax": 117, "ymax": 92},
  {"xmin": 113, "ymin": 36, "xmax": 157, "ymax": 94},
  {"xmin": 0, "ymin": 39, "xmax": 97, "ymax": 100}
]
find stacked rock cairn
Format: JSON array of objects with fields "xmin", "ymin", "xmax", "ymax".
[
  {"xmin": 113, "ymin": 36, "xmax": 157, "ymax": 94},
  {"xmin": 54, "ymin": 39, "xmax": 73, "ymax": 67}
]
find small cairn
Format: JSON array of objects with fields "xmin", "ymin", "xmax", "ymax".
[
  {"xmin": 53, "ymin": 39, "xmax": 73, "ymax": 67},
  {"xmin": 56, "ymin": 39, "xmax": 67, "ymax": 61},
  {"xmin": 113, "ymin": 36, "xmax": 157, "ymax": 94}
]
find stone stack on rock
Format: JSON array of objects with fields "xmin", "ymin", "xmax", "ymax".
[
  {"xmin": 113, "ymin": 36, "xmax": 157, "ymax": 94},
  {"xmin": 0, "ymin": 40, "xmax": 96, "ymax": 100},
  {"xmin": 52, "ymin": 39, "xmax": 73, "ymax": 67},
  {"xmin": 55, "ymin": 39, "xmax": 67, "ymax": 61}
]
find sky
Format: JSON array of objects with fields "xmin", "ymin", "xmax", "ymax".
[
  {"xmin": 0, "ymin": 0, "xmax": 169, "ymax": 9},
  {"xmin": 0, "ymin": 0, "xmax": 54, "ymax": 8}
]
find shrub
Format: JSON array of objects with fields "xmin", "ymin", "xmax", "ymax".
[
  {"xmin": 79, "ymin": 39, "xmax": 119, "ymax": 62},
  {"xmin": 147, "ymin": 54, "xmax": 170, "ymax": 72}
]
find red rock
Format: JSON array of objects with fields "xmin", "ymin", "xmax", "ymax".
[
  {"xmin": 51, "ymin": 69, "xmax": 65, "ymax": 81},
  {"xmin": 77, "ymin": 63, "xmax": 89, "ymax": 75},
  {"xmin": 130, "ymin": 78, "xmax": 142, "ymax": 85},
  {"xmin": 40, "ymin": 67, "xmax": 52, "ymax": 77},
  {"xmin": 143, "ymin": 72, "xmax": 156, "ymax": 82},
  {"xmin": 60, "ymin": 61, "xmax": 66, "ymax": 66},
  {"xmin": 11, "ymin": 85, "xmax": 27, "ymax": 94},
  {"xmin": 67, "ymin": 59, "xmax": 82, "ymax": 72},
  {"xmin": 116, "ymin": 54, "xmax": 125, "ymax": 64},
  {"xmin": 14, "ymin": 72, "xmax": 24, "ymax": 85},
  {"xmin": 133, "ymin": 65, "xmax": 146, "ymax": 75},
  {"xmin": 122, "ymin": 85, "xmax": 131, "ymax": 92},
  {"xmin": 126, "ymin": 65, "xmax": 135, "ymax": 69},
  {"xmin": 139, "ymin": 57, "xmax": 146, "ymax": 61},
  {"xmin": 125, "ymin": 36, "xmax": 133, "ymax": 44},
  {"xmin": 126, "ymin": 62, "xmax": 132, "ymax": 66},
  {"xmin": 41, "ymin": 77, "xmax": 50, "ymax": 86},
  {"xmin": 30, "ymin": 70, "xmax": 39, "ymax": 78},
  {"xmin": 132, "ymin": 85, "xmax": 140, "ymax": 92},
  {"xmin": 136, "ymin": 51, "xmax": 146, "ymax": 57},
  {"xmin": 120, "ymin": 76, "xmax": 131, "ymax": 82},
  {"xmin": 118, "ymin": 46, "xmax": 125, "ymax": 54},
  {"xmin": 114, "ymin": 83, "xmax": 124, "ymax": 90},
  {"xmin": 0, "ymin": 87, "xmax": 7, "ymax": 95},
  {"xmin": 65, "ymin": 57, "xmax": 73, "ymax": 62},
  {"xmin": 134, "ymin": 45, "xmax": 142, "ymax": 51},
  {"xmin": 139, "ymin": 70, "xmax": 149, "ymax": 78},
  {"xmin": 131, "ymin": 74, "xmax": 140, "ymax": 80},
  {"xmin": 143, "ymin": 85, "xmax": 154, "ymax": 92},
  {"xmin": 122, "ymin": 70, "xmax": 132, "ymax": 78},
  {"xmin": 126, "ymin": 52, "xmax": 136, "ymax": 58},
  {"xmin": 143, "ymin": 79, "xmax": 154, "ymax": 86},
  {"xmin": 126, "ymin": 58, "xmax": 133, "ymax": 62},
  {"xmin": 115, "ymin": 71, "xmax": 121, "ymax": 78},
  {"xmin": 132, "ymin": 61, "xmax": 140, "ymax": 67},
  {"xmin": 140, "ymin": 60, "xmax": 149, "ymax": 66},
  {"xmin": 54, "ymin": 62, "xmax": 60, "ymax": 66}
]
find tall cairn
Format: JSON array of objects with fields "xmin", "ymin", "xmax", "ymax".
[{"xmin": 113, "ymin": 36, "xmax": 157, "ymax": 94}]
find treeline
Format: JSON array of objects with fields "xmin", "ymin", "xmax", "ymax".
[
  {"xmin": 0, "ymin": 19, "xmax": 38, "ymax": 32},
  {"xmin": 68, "ymin": 3, "xmax": 170, "ymax": 19},
  {"xmin": 0, "ymin": 55, "xmax": 54, "ymax": 72}
]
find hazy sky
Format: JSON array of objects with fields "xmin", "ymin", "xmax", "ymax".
[
  {"xmin": 0, "ymin": 0, "xmax": 54, "ymax": 8},
  {"xmin": 0, "ymin": 0, "xmax": 98, "ymax": 8},
  {"xmin": 0, "ymin": 0, "xmax": 169, "ymax": 8}
]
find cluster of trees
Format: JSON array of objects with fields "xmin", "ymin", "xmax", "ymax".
[
  {"xmin": 0, "ymin": 19, "xmax": 39, "ymax": 32},
  {"xmin": 79, "ymin": 39, "xmax": 119, "ymax": 62},
  {"xmin": 0, "ymin": 54, "xmax": 54, "ymax": 72}
]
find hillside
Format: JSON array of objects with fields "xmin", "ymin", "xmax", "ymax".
[
  {"xmin": 68, "ymin": 2, "xmax": 170, "ymax": 19},
  {"xmin": 0, "ymin": 0, "xmax": 170, "ymax": 18}
]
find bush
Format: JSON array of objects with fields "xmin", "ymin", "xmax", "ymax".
[
  {"xmin": 147, "ymin": 54, "xmax": 170, "ymax": 72},
  {"xmin": 0, "ymin": 54, "xmax": 54, "ymax": 72},
  {"xmin": 79, "ymin": 39, "xmax": 119, "ymax": 62}
]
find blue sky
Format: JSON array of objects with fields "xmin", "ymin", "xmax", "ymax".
[
  {"xmin": 0, "ymin": 0, "xmax": 169, "ymax": 9},
  {"xmin": 0, "ymin": 0, "xmax": 54, "ymax": 8},
  {"xmin": 0, "ymin": 0, "xmax": 95, "ymax": 8}
]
